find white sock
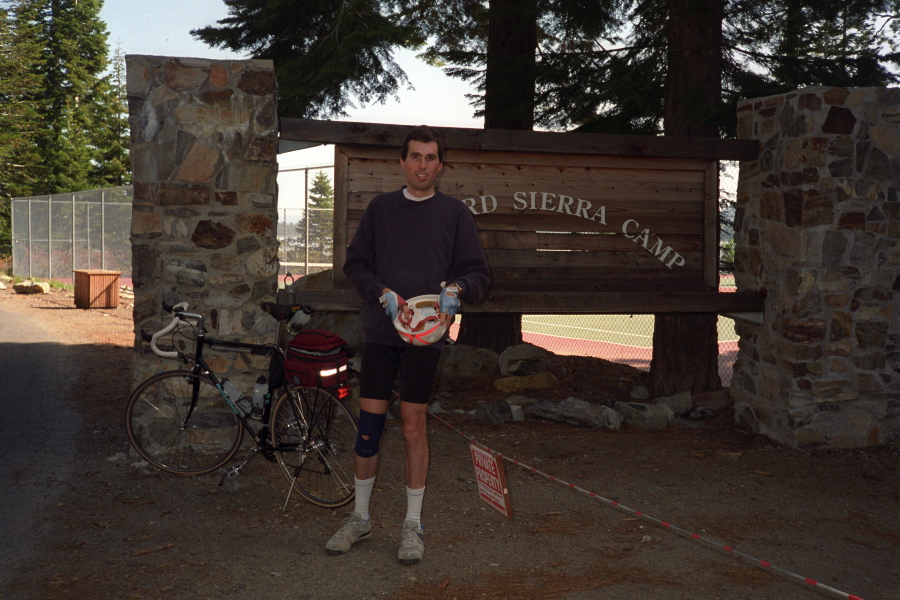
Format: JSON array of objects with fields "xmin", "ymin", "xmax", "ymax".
[
  {"xmin": 354, "ymin": 476, "xmax": 376, "ymax": 521},
  {"xmin": 405, "ymin": 486, "xmax": 425, "ymax": 526}
]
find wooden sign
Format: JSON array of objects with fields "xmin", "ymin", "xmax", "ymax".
[
  {"xmin": 275, "ymin": 118, "xmax": 764, "ymax": 315},
  {"xmin": 470, "ymin": 442, "xmax": 513, "ymax": 517},
  {"xmin": 335, "ymin": 144, "xmax": 718, "ymax": 294}
]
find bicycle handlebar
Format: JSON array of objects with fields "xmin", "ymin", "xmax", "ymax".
[
  {"xmin": 149, "ymin": 301, "xmax": 201, "ymax": 360},
  {"xmin": 146, "ymin": 300, "xmax": 315, "ymax": 360}
]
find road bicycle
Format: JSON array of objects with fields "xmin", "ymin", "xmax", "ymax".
[{"xmin": 125, "ymin": 301, "xmax": 357, "ymax": 508}]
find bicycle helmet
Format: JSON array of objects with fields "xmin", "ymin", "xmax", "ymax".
[{"xmin": 393, "ymin": 294, "xmax": 449, "ymax": 346}]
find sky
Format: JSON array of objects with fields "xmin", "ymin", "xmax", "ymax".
[{"xmin": 99, "ymin": 0, "xmax": 482, "ymax": 210}]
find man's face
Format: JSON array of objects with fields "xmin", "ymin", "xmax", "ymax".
[{"xmin": 401, "ymin": 140, "xmax": 443, "ymax": 198}]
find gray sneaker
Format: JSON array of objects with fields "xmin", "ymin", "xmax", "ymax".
[
  {"xmin": 398, "ymin": 520, "xmax": 424, "ymax": 564},
  {"xmin": 325, "ymin": 512, "xmax": 372, "ymax": 555}
]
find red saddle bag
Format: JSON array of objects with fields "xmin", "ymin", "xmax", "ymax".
[{"xmin": 284, "ymin": 329, "xmax": 348, "ymax": 388}]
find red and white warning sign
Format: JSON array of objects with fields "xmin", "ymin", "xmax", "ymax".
[{"xmin": 469, "ymin": 441, "xmax": 513, "ymax": 517}]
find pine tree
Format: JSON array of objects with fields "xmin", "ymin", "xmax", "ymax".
[
  {"xmin": 648, "ymin": 0, "xmax": 726, "ymax": 396},
  {"xmin": 89, "ymin": 44, "xmax": 130, "ymax": 187},
  {"xmin": 26, "ymin": 0, "xmax": 112, "ymax": 194},
  {"xmin": 0, "ymin": 2, "xmax": 42, "ymax": 255},
  {"xmin": 193, "ymin": 1, "xmax": 898, "ymax": 129},
  {"xmin": 296, "ymin": 171, "xmax": 335, "ymax": 265},
  {"xmin": 0, "ymin": 1, "xmax": 42, "ymax": 200},
  {"xmin": 308, "ymin": 171, "xmax": 334, "ymax": 209},
  {"xmin": 561, "ymin": 0, "xmax": 900, "ymax": 137},
  {"xmin": 1, "ymin": 0, "xmax": 130, "ymax": 256},
  {"xmin": 192, "ymin": 0, "xmax": 425, "ymax": 118}
]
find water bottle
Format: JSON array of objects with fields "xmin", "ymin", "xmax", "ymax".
[
  {"xmin": 222, "ymin": 378, "xmax": 251, "ymax": 416},
  {"xmin": 251, "ymin": 375, "xmax": 267, "ymax": 420}
]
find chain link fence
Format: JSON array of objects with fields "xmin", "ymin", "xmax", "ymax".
[
  {"xmin": 277, "ymin": 206, "xmax": 335, "ymax": 278},
  {"xmin": 11, "ymin": 186, "xmax": 133, "ymax": 281},
  {"xmin": 277, "ymin": 165, "xmax": 336, "ymax": 280}
]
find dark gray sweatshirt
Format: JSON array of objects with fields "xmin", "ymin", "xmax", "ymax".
[{"xmin": 343, "ymin": 188, "xmax": 491, "ymax": 348}]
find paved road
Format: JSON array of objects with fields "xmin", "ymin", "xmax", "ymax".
[{"xmin": 0, "ymin": 304, "xmax": 81, "ymax": 582}]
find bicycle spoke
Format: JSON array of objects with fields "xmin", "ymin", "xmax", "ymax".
[
  {"xmin": 126, "ymin": 372, "xmax": 243, "ymax": 475},
  {"xmin": 271, "ymin": 386, "xmax": 357, "ymax": 508}
]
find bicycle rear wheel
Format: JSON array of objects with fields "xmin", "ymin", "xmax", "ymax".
[
  {"xmin": 126, "ymin": 371, "xmax": 243, "ymax": 475},
  {"xmin": 271, "ymin": 386, "xmax": 357, "ymax": 508}
]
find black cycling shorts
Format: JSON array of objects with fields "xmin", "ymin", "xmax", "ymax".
[{"xmin": 359, "ymin": 342, "xmax": 442, "ymax": 405}]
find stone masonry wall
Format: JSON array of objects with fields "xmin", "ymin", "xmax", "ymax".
[
  {"xmin": 732, "ymin": 86, "xmax": 899, "ymax": 448},
  {"xmin": 126, "ymin": 56, "xmax": 280, "ymax": 390}
]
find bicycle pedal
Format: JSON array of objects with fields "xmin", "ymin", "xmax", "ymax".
[{"xmin": 219, "ymin": 465, "xmax": 241, "ymax": 486}]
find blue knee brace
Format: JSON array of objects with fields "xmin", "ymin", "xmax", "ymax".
[{"xmin": 355, "ymin": 410, "xmax": 387, "ymax": 458}]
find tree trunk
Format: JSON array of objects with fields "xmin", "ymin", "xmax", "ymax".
[
  {"xmin": 456, "ymin": 313, "xmax": 522, "ymax": 354},
  {"xmin": 650, "ymin": 314, "xmax": 721, "ymax": 395},
  {"xmin": 650, "ymin": 0, "xmax": 724, "ymax": 395},
  {"xmin": 663, "ymin": 0, "xmax": 723, "ymax": 136},
  {"xmin": 483, "ymin": 0, "xmax": 537, "ymax": 130},
  {"xmin": 456, "ymin": 0, "xmax": 537, "ymax": 351}
]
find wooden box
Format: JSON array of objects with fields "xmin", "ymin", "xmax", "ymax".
[{"xmin": 73, "ymin": 270, "xmax": 121, "ymax": 309}]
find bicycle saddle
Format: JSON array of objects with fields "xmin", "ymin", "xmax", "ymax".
[{"xmin": 261, "ymin": 302, "xmax": 311, "ymax": 321}]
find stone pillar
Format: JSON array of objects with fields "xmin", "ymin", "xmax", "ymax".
[
  {"xmin": 732, "ymin": 86, "xmax": 898, "ymax": 448},
  {"xmin": 126, "ymin": 56, "xmax": 280, "ymax": 388}
]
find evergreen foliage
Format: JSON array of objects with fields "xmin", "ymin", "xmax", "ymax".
[
  {"xmin": 0, "ymin": 1, "xmax": 41, "ymax": 201},
  {"xmin": 195, "ymin": 0, "xmax": 899, "ymax": 135},
  {"xmin": 192, "ymin": 0, "xmax": 425, "ymax": 118},
  {"xmin": 295, "ymin": 171, "xmax": 335, "ymax": 264},
  {"xmin": 89, "ymin": 45, "xmax": 131, "ymax": 187},
  {"xmin": 414, "ymin": 0, "xmax": 900, "ymax": 136},
  {"xmin": 308, "ymin": 170, "xmax": 335, "ymax": 209},
  {"xmin": 0, "ymin": 0, "xmax": 130, "ymax": 256},
  {"xmin": 0, "ymin": 1, "xmax": 41, "ymax": 254},
  {"xmin": 29, "ymin": 0, "xmax": 112, "ymax": 193},
  {"xmin": 0, "ymin": 0, "xmax": 129, "ymax": 197}
]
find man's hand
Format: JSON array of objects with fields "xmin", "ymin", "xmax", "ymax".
[
  {"xmin": 379, "ymin": 290, "xmax": 405, "ymax": 321},
  {"xmin": 439, "ymin": 283, "xmax": 461, "ymax": 318}
]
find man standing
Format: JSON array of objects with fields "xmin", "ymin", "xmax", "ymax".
[{"xmin": 326, "ymin": 125, "xmax": 490, "ymax": 564}]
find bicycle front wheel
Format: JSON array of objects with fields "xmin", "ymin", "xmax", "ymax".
[
  {"xmin": 126, "ymin": 371, "xmax": 243, "ymax": 475},
  {"xmin": 271, "ymin": 386, "xmax": 357, "ymax": 508}
]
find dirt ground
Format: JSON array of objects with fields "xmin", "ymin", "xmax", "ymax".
[{"xmin": 1, "ymin": 283, "xmax": 898, "ymax": 600}]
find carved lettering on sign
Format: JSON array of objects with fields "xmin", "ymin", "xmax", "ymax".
[
  {"xmin": 622, "ymin": 219, "xmax": 685, "ymax": 269},
  {"xmin": 462, "ymin": 190, "xmax": 686, "ymax": 267},
  {"xmin": 463, "ymin": 191, "xmax": 608, "ymax": 223},
  {"xmin": 510, "ymin": 191, "xmax": 606, "ymax": 224},
  {"xmin": 462, "ymin": 195, "xmax": 498, "ymax": 215}
]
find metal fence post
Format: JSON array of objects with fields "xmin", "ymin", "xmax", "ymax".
[
  {"xmin": 101, "ymin": 189, "xmax": 106, "ymax": 270},
  {"xmin": 304, "ymin": 168, "xmax": 310, "ymax": 275},
  {"xmin": 72, "ymin": 192, "xmax": 77, "ymax": 275},
  {"xmin": 9, "ymin": 198, "xmax": 13, "ymax": 274},
  {"xmin": 47, "ymin": 196, "xmax": 52, "ymax": 280},
  {"xmin": 27, "ymin": 198, "xmax": 33, "ymax": 279}
]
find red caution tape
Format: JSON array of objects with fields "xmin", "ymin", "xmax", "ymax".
[{"xmin": 430, "ymin": 412, "xmax": 867, "ymax": 600}]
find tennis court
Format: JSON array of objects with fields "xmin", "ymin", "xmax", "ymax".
[{"xmin": 519, "ymin": 313, "xmax": 740, "ymax": 386}]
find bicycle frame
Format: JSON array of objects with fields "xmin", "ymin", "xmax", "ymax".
[
  {"xmin": 194, "ymin": 336, "xmax": 279, "ymax": 441},
  {"xmin": 177, "ymin": 317, "xmax": 352, "ymax": 458},
  {"xmin": 148, "ymin": 303, "xmax": 287, "ymax": 451}
]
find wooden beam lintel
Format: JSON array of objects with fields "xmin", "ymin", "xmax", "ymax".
[{"xmin": 279, "ymin": 118, "xmax": 760, "ymax": 162}]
